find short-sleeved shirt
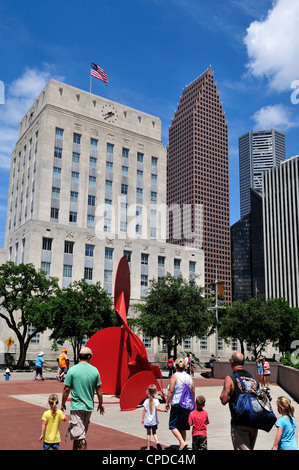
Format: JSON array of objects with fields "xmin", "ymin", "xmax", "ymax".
[
  {"xmin": 188, "ymin": 409, "xmax": 209, "ymax": 436},
  {"xmin": 64, "ymin": 362, "xmax": 101, "ymax": 412},
  {"xmin": 41, "ymin": 409, "xmax": 65, "ymax": 443},
  {"xmin": 143, "ymin": 398, "xmax": 160, "ymax": 427},
  {"xmin": 35, "ymin": 356, "xmax": 44, "ymax": 368},
  {"xmin": 276, "ymin": 416, "xmax": 298, "ymax": 450},
  {"xmin": 58, "ymin": 353, "xmax": 68, "ymax": 368}
]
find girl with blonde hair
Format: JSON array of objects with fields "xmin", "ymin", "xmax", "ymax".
[
  {"xmin": 272, "ymin": 396, "xmax": 298, "ymax": 450},
  {"xmin": 141, "ymin": 384, "xmax": 167, "ymax": 450},
  {"xmin": 40, "ymin": 394, "xmax": 66, "ymax": 450}
]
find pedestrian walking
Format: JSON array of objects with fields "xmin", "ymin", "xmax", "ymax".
[
  {"xmin": 141, "ymin": 384, "xmax": 167, "ymax": 450},
  {"xmin": 61, "ymin": 346, "xmax": 104, "ymax": 450},
  {"xmin": 219, "ymin": 351, "xmax": 259, "ymax": 450},
  {"xmin": 165, "ymin": 357, "xmax": 195, "ymax": 450},
  {"xmin": 39, "ymin": 394, "xmax": 66, "ymax": 450},
  {"xmin": 188, "ymin": 395, "xmax": 209, "ymax": 450},
  {"xmin": 272, "ymin": 396, "xmax": 298, "ymax": 450},
  {"xmin": 56, "ymin": 348, "xmax": 70, "ymax": 382},
  {"xmin": 262, "ymin": 357, "xmax": 271, "ymax": 387},
  {"xmin": 33, "ymin": 352, "xmax": 49, "ymax": 381},
  {"xmin": 255, "ymin": 356, "xmax": 264, "ymax": 386},
  {"xmin": 167, "ymin": 356, "xmax": 174, "ymax": 378}
]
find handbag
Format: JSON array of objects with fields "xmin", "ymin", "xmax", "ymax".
[{"xmin": 233, "ymin": 373, "xmax": 277, "ymax": 432}]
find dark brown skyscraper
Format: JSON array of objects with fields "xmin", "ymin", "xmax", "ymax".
[{"xmin": 167, "ymin": 67, "xmax": 231, "ymax": 303}]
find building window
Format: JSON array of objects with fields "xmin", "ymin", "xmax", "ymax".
[
  {"xmin": 55, "ymin": 127, "xmax": 64, "ymax": 138},
  {"xmin": 70, "ymin": 191, "xmax": 78, "ymax": 203},
  {"xmin": 137, "ymin": 152, "xmax": 143, "ymax": 163},
  {"xmin": 89, "ymin": 175, "xmax": 96, "ymax": 187},
  {"xmin": 105, "ymin": 180, "xmax": 113, "ymax": 190},
  {"xmin": 151, "ymin": 156, "xmax": 158, "ymax": 167},
  {"xmin": 72, "ymin": 152, "xmax": 80, "ymax": 163},
  {"xmin": 104, "ymin": 269, "xmax": 112, "ymax": 283},
  {"xmin": 53, "ymin": 167, "xmax": 61, "ymax": 178},
  {"xmin": 106, "ymin": 161, "xmax": 113, "ymax": 171},
  {"xmin": 136, "ymin": 188, "xmax": 143, "ymax": 198},
  {"xmin": 151, "ymin": 191, "xmax": 157, "ymax": 202},
  {"xmin": 137, "ymin": 170, "xmax": 143, "ymax": 181},
  {"xmin": 122, "ymin": 147, "xmax": 129, "ymax": 158},
  {"xmin": 151, "ymin": 174, "xmax": 157, "ymax": 184},
  {"xmin": 54, "ymin": 147, "xmax": 62, "ymax": 159},
  {"xmin": 143, "ymin": 335, "xmax": 151, "ymax": 348},
  {"xmin": 63, "ymin": 264, "xmax": 72, "ymax": 278},
  {"xmin": 73, "ymin": 133, "xmax": 81, "ymax": 144},
  {"xmin": 122, "ymin": 165, "xmax": 128, "ymax": 177},
  {"xmin": 87, "ymin": 215, "xmax": 95, "ymax": 227},
  {"xmin": 174, "ymin": 258, "xmax": 181, "ymax": 270},
  {"xmin": 200, "ymin": 336, "xmax": 207, "ymax": 350},
  {"xmin": 88, "ymin": 195, "xmax": 96, "ymax": 206},
  {"xmin": 69, "ymin": 211, "xmax": 77, "ymax": 223},
  {"xmin": 90, "ymin": 156, "xmax": 97, "ymax": 167},
  {"xmin": 52, "ymin": 187, "xmax": 60, "ymax": 199},
  {"xmin": 50, "ymin": 208, "xmax": 59, "ymax": 220},
  {"xmin": 84, "ymin": 267, "xmax": 93, "ymax": 281},
  {"xmin": 141, "ymin": 253, "xmax": 149, "ymax": 265},
  {"xmin": 71, "ymin": 171, "xmax": 79, "ymax": 182},
  {"xmin": 124, "ymin": 250, "xmax": 131, "ymax": 262},
  {"xmin": 90, "ymin": 138, "xmax": 98, "ymax": 148},
  {"xmin": 42, "ymin": 237, "xmax": 52, "ymax": 251},
  {"xmin": 64, "ymin": 241, "xmax": 74, "ymax": 254},
  {"xmin": 29, "ymin": 324, "xmax": 40, "ymax": 345},
  {"xmin": 141, "ymin": 274, "xmax": 148, "ymax": 286},
  {"xmin": 158, "ymin": 256, "xmax": 165, "ymax": 268},
  {"xmin": 121, "ymin": 184, "xmax": 128, "ymax": 195},
  {"xmin": 85, "ymin": 244, "xmax": 94, "ymax": 257},
  {"xmin": 105, "ymin": 247, "xmax": 113, "ymax": 260},
  {"xmin": 41, "ymin": 261, "xmax": 51, "ymax": 275}
]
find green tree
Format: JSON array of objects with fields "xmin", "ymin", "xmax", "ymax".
[
  {"xmin": 219, "ymin": 296, "xmax": 281, "ymax": 358},
  {"xmin": 49, "ymin": 279, "xmax": 115, "ymax": 363},
  {"xmin": 132, "ymin": 273, "xmax": 212, "ymax": 358},
  {"xmin": 266, "ymin": 298, "xmax": 299, "ymax": 355},
  {"xmin": 0, "ymin": 262, "xmax": 59, "ymax": 368}
]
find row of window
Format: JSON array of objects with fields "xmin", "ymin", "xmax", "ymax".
[{"xmin": 55, "ymin": 128, "xmax": 159, "ymax": 166}]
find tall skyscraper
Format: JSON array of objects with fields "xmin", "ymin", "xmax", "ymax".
[
  {"xmin": 167, "ymin": 67, "xmax": 231, "ymax": 303},
  {"xmin": 239, "ymin": 129, "xmax": 285, "ymax": 218},
  {"xmin": 263, "ymin": 155, "xmax": 299, "ymax": 308}
]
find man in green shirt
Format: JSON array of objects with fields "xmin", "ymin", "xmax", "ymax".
[{"xmin": 61, "ymin": 347, "xmax": 104, "ymax": 450}]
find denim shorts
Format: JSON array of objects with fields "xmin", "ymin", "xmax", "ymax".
[
  {"xmin": 169, "ymin": 405, "xmax": 190, "ymax": 431},
  {"xmin": 43, "ymin": 442, "xmax": 59, "ymax": 450}
]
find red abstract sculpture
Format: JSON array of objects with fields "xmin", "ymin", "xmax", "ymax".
[{"xmin": 86, "ymin": 256, "xmax": 166, "ymax": 410}]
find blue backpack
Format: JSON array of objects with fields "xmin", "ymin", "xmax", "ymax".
[{"xmin": 233, "ymin": 373, "xmax": 276, "ymax": 432}]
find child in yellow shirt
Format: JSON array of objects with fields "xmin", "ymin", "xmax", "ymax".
[{"xmin": 40, "ymin": 394, "xmax": 66, "ymax": 450}]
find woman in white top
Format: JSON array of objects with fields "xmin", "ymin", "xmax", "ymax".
[{"xmin": 165, "ymin": 358, "xmax": 195, "ymax": 450}]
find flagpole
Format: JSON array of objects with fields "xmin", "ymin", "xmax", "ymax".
[{"xmin": 90, "ymin": 59, "xmax": 92, "ymax": 94}]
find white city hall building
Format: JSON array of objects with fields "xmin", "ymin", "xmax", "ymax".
[{"xmin": 1, "ymin": 80, "xmax": 209, "ymax": 365}]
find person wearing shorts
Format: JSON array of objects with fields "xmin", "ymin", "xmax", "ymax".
[
  {"xmin": 165, "ymin": 357, "xmax": 195, "ymax": 450},
  {"xmin": 61, "ymin": 347, "xmax": 104, "ymax": 450}
]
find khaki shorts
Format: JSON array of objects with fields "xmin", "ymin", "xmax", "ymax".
[
  {"xmin": 231, "ymin": 423, "xmax": 258, "ymax": 450},
  {"xmin": 69, "ymin": 410, "xmax": 92, "ymax": 441}
]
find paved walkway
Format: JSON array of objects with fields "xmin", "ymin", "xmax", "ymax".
[{"xmin": 0, "ymin": 369, "xmax": 298, "ymax": 452}]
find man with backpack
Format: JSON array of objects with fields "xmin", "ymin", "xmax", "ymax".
[{"xmin": 219, "ymin": 352, "xmax": 259, "ymax": 450}]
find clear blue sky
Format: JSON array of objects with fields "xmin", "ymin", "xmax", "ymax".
[{"xmin": 1, "ymin": 0, "xmax": 299, "ymax": 248}]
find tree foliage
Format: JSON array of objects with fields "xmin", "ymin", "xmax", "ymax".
[
  {"xmin": 49, "ymin": 279, "xmax": 116, "ymax": 363},
  {"xmin": 132, "ymin": 273, "xmax": 213, "ymax": 358},
  {"xmin": 0, "ymin": 262, "xmax": 59, "ymax": 368},
  {"xmin": 219, "ymin": 296, "xmax": 299, "ymax": 359}
]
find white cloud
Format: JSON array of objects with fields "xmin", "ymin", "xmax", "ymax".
[
  {"xmin": 251, "ymin": 104, "xmax": 299, "ymax": 130},
  {"xmin": 0, "ymin": 66, "xmax": 61, "ymax": 170},
  {"xmin": 244, "ymin": 0, "xmax": 299, "ymax": 91}
]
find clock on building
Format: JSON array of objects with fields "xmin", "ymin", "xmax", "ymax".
[{"xmin": 101, "ymin": 104, "xmax": 118, "ymax": 123}]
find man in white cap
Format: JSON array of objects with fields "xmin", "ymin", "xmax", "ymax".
[{"xmin": 61, "ymin": 346, "xmax": 104, "ymax": 450}]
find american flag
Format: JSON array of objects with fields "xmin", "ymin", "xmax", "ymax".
[{"xmin": 90, "ymin": 62, "xmax": 108, "ymax": 85}]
